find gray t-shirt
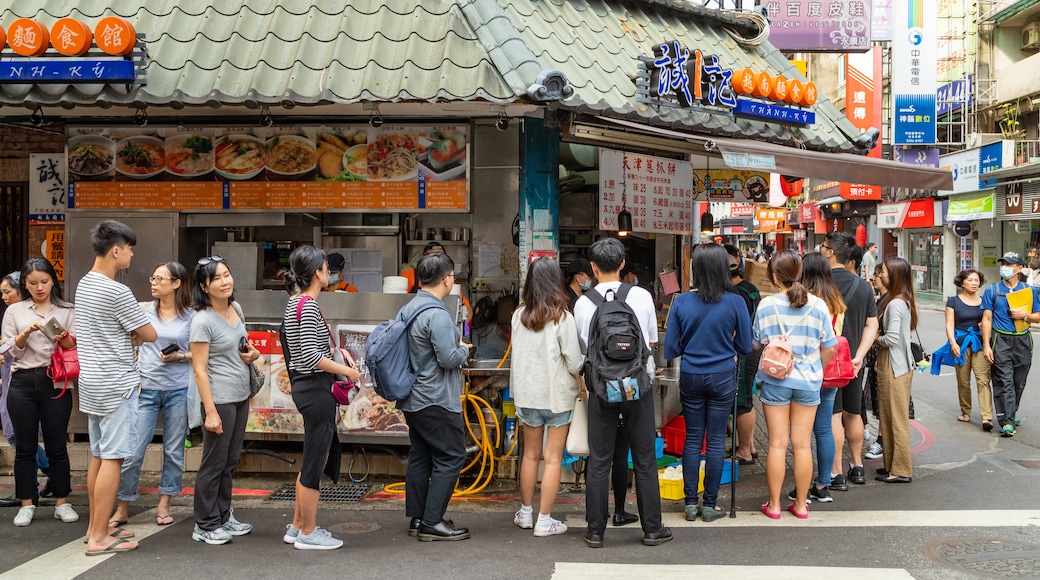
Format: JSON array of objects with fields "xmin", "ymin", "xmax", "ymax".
[
  {"xmin": 139, "ymin": 302, "xmax": 194, "ymax": 391},
  {"xmin": 189, "ymin": 308, "xmax": 249, "ymax": 404}
]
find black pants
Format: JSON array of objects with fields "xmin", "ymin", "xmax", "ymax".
[
  {"xmin": 404, "ymin": 406, "xmax": 466, "ymax": 524},
  {"xmin": 291, "ymin": 373, "xmax": 341, "ymax": 489},
  {"xmin": 7, "ymin": 367, "xmax": 72, "ymax": 500},
  {"xmin": 194, "ymin": 399, "xmax": 249, "ymax": 531},
  {"xmin": 586, "ymin": 394, "xmax": 662, "ymax": 535},
  {"xmin": 991, "ymin": 332, "xmax": 1031, "ymax": 428},
  {"xmin": 611, "ymin": 416, "xmax": 630, "ymax": 512}
]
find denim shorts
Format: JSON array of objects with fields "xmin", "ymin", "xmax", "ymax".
[
  {"xmin": 759, "ymin": 383, "xmax": 820, "ymax": 407},
  {"xmin": 515, "ymin": 407, "xmax": 572, "ymax": 428},
  {"xmin": 87, "ymin": 389, "xmax": 139, "ymax": 460}
]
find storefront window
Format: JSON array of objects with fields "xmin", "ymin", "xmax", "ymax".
[{"xmin": 910, "ymin": 229, "xmax": 943, "ymax": 296}]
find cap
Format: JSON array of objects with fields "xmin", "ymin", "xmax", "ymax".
[
  {"xmin": 999, "ymin": 251, "xmax": 1025, "ymax": 266},
  {"xmin": 327, "ymin": 252, "xmax": 346, "ymax": 271},
  {"xmin": 566, "ymin": 258, "xmax": 593, "ymax": 277},
  {"xmin": 422, "ymin": 241, "xmax": 446, "ymax": 255}
]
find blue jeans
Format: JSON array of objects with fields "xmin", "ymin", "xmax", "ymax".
[
  {"xmin": 118, "ymin": 388, "xmax": 188, "ymax": 501},
  {"xmin": 679, "ymin": 370, "xmax": 736, "ymax": 508},
  {"xmin": 814, "ymin": 388, "xmax": 838, "ymax": 488}
]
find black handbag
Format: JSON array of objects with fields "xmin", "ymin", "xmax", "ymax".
[{"xmin": 911, "ymin": 329, "xmax": 929, "ymax": 365}]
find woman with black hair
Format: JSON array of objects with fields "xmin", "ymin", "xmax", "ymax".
[
  {"xmin": 190, "ymin": 256, "xmax": 262, "ymax": 545},
  {"xmin": 280, "ymin": 246, "xmax": 360, "ymax": 550},
  {"xmin": 875, "ymin": 257, "xmax": 919, "ymax": 483},
  {"xmin": 1, "ymin": 258, "xmax": 78, "ymax": 527},
  {"xmin": 664, "ymin": 244, "xmax": 753, "ymax": 522},
  {"xmin": 112, "ymin": 262, "xmax": 195, "ymax": 528}
]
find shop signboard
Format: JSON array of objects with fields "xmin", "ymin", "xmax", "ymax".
[
  {"xmin": 892, "ymin": 1, "xmax": 937, "ymax": 145},
  {"xmin": 66, "ymin": 125, "xmax": 469, "ymax": 211},
  {"xmin": 0, "ymin": 17, "xmax": 139, "ymax": 83},
  {"xmin": 760, "ymin": 0, "xmax": 871, "ymax": 52},
  {"xmin": 979, "ymin": 140, "xmax": 1014, "ymax": 188},
  {"xmin": 1005, "ymin": 182, "xmax": 1023, "ymax": 216},
  {"xmin": 946, "ymin": 192, "xmax": 994, "ymax": 221},
  {"xmin": 755, "ymin": 208, "xmax": 786, "ymax": 232},
  {"xmin": 45, "ymin": 230, "xmax": 65, "ymax": 282},
  {"xmin": 938, "ymin": 148, "xmax": 980, "ymax": 194},
  {"xmin": 28, "ymin": 153, "xmax": 66, "ymax": 224},
  {"xmin": 599, "ymin": 149, "xmax": 695, "ymax": 234},
  {"xmin": 841, "ymin": 47, "xmax": 882, "ymax": 200},
  {"xmin": 730, "ymin": 203, "xmax": 755, "ymax": 217},
  {"xmin": 872, "ymin": 0, "xmax": 893, "ymax": 41},
  {"xmin": 936, "ymin": 75, "xmax": 973, "ymax": 116},
  {"xmin": 798, "ymin": 202, "xmax": 820, "ymax": 223},
  {"xmin": 894, "ymin": 147, "xmax": 941, "ymax": 167},
  {"xmin": 877, "ymin": 198, "xmax": 936, "ymax": 228}
]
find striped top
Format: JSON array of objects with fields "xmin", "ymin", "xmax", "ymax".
[
  {"xmin": 75, "ymin": 271, "xmax": 150, "ymax": 416},
  {"xmin": 282, "ymin": 296, "xmax": 333, "ymax": 374},
  {"xmin": 752, "ymin": 293, "xmax": 837, "ymax": 391}
]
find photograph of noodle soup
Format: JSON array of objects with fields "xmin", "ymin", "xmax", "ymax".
[
  {"xmin": 215, "ymin": 135, "xmax": 265, "ymax": 180},
  {"xmin": 115, "ymin": 136, "xmax": 165, "ymax": 179},
  {"xmin": 165, "ymin": 134, "xmax": 215, "ymax": 177},
  {"xmin": 265, "ymin": 135, "xmax": 316, "ymax": 178},
  {"xmin": 367, "ymin": 133, "xmax": 421, "ymax": 181},
  {"xmin": 68, "ymin": 136, "xmax": 116, "ymax": 180}
]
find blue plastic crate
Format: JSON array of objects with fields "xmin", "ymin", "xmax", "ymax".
[{"xmin": 627, "ymin": 437, "xmax": 664, "ymax": 464}]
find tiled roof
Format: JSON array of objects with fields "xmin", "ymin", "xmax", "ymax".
[{"xmin": 501, "ymin": 0, "xmax": 865, "ymax": 153}]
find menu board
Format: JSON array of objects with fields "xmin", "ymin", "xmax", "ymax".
[
  {"xmin": 66, "ymin": 125, "xmax": 469, "ymax": 211},
  {"xmin": 599, "ymin": 149, "xmax": 695, "ymax": 234}
]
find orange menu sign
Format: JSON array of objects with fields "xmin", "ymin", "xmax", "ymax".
[{"xmin": 71, "ymin": 181, "xmax": 223, "ymax": 210}]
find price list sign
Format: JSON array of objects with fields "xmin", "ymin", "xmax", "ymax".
[{"xmin": 599, "ymin": 149, "xmax": 694, "ymax": 234}]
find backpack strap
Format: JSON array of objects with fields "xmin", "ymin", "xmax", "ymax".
[
  {"xmin": 615, "ymin": 283, "xmax": 633, "ymax": 303},
  {"xmin": 401, "ymin": 300, "xmax": 448, "ymax": 374}
]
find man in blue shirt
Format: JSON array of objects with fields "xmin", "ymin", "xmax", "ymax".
[{"xmin": 981, "ymin": 251, "xmax": 1040, "ymax": 437}]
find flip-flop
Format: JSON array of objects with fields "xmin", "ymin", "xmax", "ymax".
[
  {"xmin": 85, "ymin": 537, "xmax": 138, "ymax": 556},
  {"xmin": 156, "ymin": 514, "xmax": 174, "ymax": 526},
  {"xmin": 957, "ymin": 415, "xmax": 970, "ymax": 422},
  {"xmin": 108, "ymin": 519, "xmax": 128, "ymax": 528},
  {"xmin": 751, "ymin": 452, "xmax": 759, "ymax": 460},
  {"xmin": 83, "ymin": 529, "xmax": 135, "ymax": 543},
  {"xmin": 735, "ymin": 456, "xmax": 755, "ymax": 466}
]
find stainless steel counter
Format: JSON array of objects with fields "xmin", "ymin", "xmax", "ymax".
[{"xmin": 653, "ymin": 367, "xmax": 682, "ymax": 429}]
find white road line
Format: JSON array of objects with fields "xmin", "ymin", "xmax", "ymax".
[
  {"xmin": 0, "ymin": 507, "xmax": 182, "ymax": 580},
  {"xmin": 656, "ymin": 509, "xmax": 1040, "ymax": 528},
  {"xmin": 550, "ymin": 563, "xmax": 915, "ymax": 579}
]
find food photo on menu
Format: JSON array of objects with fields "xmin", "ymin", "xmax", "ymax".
[{"xmin": 336, "ymin": 329, "xmax": 408, "ymax": 434}]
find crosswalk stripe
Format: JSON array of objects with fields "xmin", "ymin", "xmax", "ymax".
[
  {"xmin": 657, "ymin": 509, "xmax": 1040, "ymax": 528},
  {"xmin": 550, "ymin": 563, "xmax": 915, "ymax": 579}
]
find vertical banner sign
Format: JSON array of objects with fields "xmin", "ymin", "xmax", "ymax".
[
  {"xmin": 28, "ymin": 153, "xmax": 67, "ymax": 224},
  {"xmin": 842, "ymin": 47, "xmax": 883, "ymax": 200},
  {"xmin": 893, "ymin": 0, "xmax": 937, "ymax": 145},
  {"xmin": 872, "ymin": 0, "xmax": 893, "ymax": 41},
  {"xmin": 45, "ymin": 230, "xmax": 65, "ymax": 282}
]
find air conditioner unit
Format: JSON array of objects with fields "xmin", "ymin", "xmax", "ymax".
[{"xmin": 1022, "ymin": 21, "xmax": 1040, "ymax": 51}]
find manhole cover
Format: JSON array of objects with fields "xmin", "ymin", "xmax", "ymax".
[
  {"xmin": 926, "ymin": 537, "xmax": 1040, "ymax": 578},
  {"xmin": 326, "ymin": 522, "xmax": 381, "ymax": 534},
  {"xmin": 1011, "ymin": 459, "xmax": 1040, "ymax": 470},
  {"xmin": 266, "ymin": 483, "xmax": 370, "ymax": 503}
]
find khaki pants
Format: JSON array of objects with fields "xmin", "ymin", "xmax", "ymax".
[
  {"xmin": 876, "ymin": 348, "xmax": 914, "ymax": 478},
  {"xmin": 955, "ymin": 347, "xmax": 992, "ymax": 421}
]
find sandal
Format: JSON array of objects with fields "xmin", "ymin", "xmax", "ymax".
[
  {"xmin": 108, "ymin": 518, "xmax": 128, "ymax": 528},
  {"xmin": 982, "ymin": 420, "xmax": 994, "ymax": 432},
  {"xmin": 957, "ymin": 414, "xmax": 970, "ymax": 423},
  {"xmin": 85, "ymin": 537, "xmax": 138, "ymax": 556},
  {"xmin": 156, "ymin": 514, "xmax": 174, "ymax": 526}
]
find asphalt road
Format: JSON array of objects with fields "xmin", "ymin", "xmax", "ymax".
[{"xmin": 2, "ymin": 307, "xmax": 1040, "ymax": 579}]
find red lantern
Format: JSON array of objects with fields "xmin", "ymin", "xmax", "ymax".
[
  {"xmin": 856, "ymin": 224, "xmax": 868, "ymax": 247},
  {"xmin": 780, "ymin": 176, "xmax": 803, "ymax": 198}
]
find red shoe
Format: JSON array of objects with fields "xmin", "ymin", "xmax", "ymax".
[
  {"xmin": 760, "ymin": 503, "xmax": 781, "ymax": 520},
  {"xmin": 787, "ymin": 503, "xmax": 809, "ymax": 519}
]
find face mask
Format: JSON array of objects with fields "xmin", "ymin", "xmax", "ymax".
[
  {"xmin": 328, "ymin": 274, "xmax": 341, "ymax": 286},
  {"xmin": 1000, "ymin": 266, "xmax": 1016, "ymax": 280},
  {"xmin": 579, "ymin": 279, "xmax": 592, "ymax": 291},
  {"xmin": 631, "ymin": 276, "xmax": 639, "ymax": 286}
]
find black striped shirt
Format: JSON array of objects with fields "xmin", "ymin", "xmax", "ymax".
[{"xmin": 282, "ymin": 296, "xmax": 332, "ymax": 374}]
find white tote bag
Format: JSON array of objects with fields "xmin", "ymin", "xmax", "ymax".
[{"xmin": 565, "ymin": 376, "xmax": 589, "ymax": 456}]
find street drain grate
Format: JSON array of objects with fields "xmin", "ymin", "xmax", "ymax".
[
  {"xmin": 1011, "ymin": 459, "xmax": 1040, "ymax": 470},
  {"xmin": 266, "ymin": 483, "xmax": 370, "ymax": 503},
  {"xmin": 926, "ymin": 537, "xmax": 1040, "ymax": 578}
]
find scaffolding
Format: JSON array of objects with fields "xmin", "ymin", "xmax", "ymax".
[{"xmin": 935, "ymin": 0, "xmax": 979, "ymax": 150}]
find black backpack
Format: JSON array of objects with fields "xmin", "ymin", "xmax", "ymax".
[{"xmin": 583, "ymin": 284, "xmax": 650, "ymax": 403}]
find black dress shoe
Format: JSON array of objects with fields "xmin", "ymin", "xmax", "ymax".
[
  {"xmin": 417, "ymin": 520, "xmax": 469, "ymax": 542},
  {"xmin": 643, "ymin": 527, "xmax": 673, "ymax": 546},
  {"xmin": 409, "ymin": 517, "xmax": 452, "ymax": 537},
  {"xmin": 875, "ymin": 475, "xmax": 912, "ymax": 483},
  {"xmin": 39, "ymin": 482, "xmax": 53, "ymax": 498},
  {"xmin": 583, "ymin": 531, "xmax": 604, "ymax": 548},
  {"xmin": 875, "ymin": 468, "xmax": 889, "ymax": 476},
  {"xmin": 0, "ymin": 494, "xmax": 20, "ymax": 508},
  {"xmin": 612, "ymin": 511, "xmax": 639, "ymax": 527}
]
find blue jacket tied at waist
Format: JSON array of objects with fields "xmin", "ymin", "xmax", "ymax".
[{"xmin": 930, "ymin": 327, "xmax": 982, "ymax": 375}]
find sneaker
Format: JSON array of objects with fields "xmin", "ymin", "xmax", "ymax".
[
  {"xmin": 830, "ymin": 474, "xmax": 849, "ymax": 492},
  {"xmin": 513, "ymin": 509, "xmax": 533, "ymax": 529},
  {"xmin": 533, "ymin": 518, "xmax": 567, "ymax": 537},
  {"xmin": 847, "ymin": 465, "xmax": 867, "ymax": 485},
  {"xmin": 13, "ymin": 505, "xmax": 35, "ymax": 527},
  {"xmin": 283, "ymin": 523, "xmax": 300, "ymax": 544},
  {"xmin": 865, "ymin": 441, "xmax": 884, "ymax": 459},
  {"xmin": 786, "ymin": 488, "xmax": 811, "ymax": 504},
  {"xmin": 222, "ymin": 509, "xmax": 253, "ymax": 536},
  {"xmin": 53, "ymin": 503, "xmax": 79, "ymax": 523},
  {"xmin": 1001, "ymin": 424, "xmax": 1016, "ymax": 437},
  {"xmin": 1014, "ymin": 418, "xmax": 1022, "ymax": 427},
  {"xmin": 192, "ymin": 525, "xmax": 232, "ymax": 545},
  {"xmin": 294, "ymin": 526, "xmax": 343, "ymax": 550},
  {"xmin": 809, "ymin": 486, "xmax": 833, "ymax": 503}
]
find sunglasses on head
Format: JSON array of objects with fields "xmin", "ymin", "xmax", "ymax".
[{"xmin": 197, "ymin": 255, "xmax": 225, "ymax": 266}]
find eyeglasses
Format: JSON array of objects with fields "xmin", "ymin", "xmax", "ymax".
[
  {"xmin": 148, "ymin": 276, "xmax": 171, "ymax": 284},
  {"xmin": 820, "ymin": 244, "xmax": 832, "ymax": 251},
  {"xmin": 197, "ymin": 255, "xmax": 225, "ymax": 266}
]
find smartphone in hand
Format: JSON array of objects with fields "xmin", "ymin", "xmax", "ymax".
[
  {"xmin": 238, "ymin": 336, "xmax": 250, "ymax": 353},
  {"xmin": 40, "ymin": 317, "xmax": 65, "ymax": 341},
  {"xmin": 161, "ymin": 343, "xmax": 179, "ymax": 356}
]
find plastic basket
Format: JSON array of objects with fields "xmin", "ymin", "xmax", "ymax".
[
  {"xmin": 627, "ymin": 437, "xmax": 664, "ymax": 464},
  {"xmin": 658, "ymin": 467, "xmax": 685, "ymax": 501}
]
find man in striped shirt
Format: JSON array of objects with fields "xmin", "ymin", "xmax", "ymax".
[{"xmin": 77, "ymin": 221, "xmax": 156, "ymax": 555}]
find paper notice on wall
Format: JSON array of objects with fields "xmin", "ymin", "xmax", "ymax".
[{"xmin": 478, "ymin": 244, "xmax": 502, "ymax": 277}]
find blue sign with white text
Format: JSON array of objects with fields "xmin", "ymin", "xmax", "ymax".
[
  {"xmin": 894, "ymin": 94, "xmax": 936, "ymax": 145},
  {"xmin": 0, "ymin": 60, "xmax": 136, "ymax": 83},
  {"xmin": 937, "ymin": 75, "xmax": 973, "ymax": 117},
  {"xmin": 733, "ymin": 100, "xmax": 815, "ymax": 125},
  {"xmin": 979, "ymin": 141, "xmax": 1007, "ymax": 188}
]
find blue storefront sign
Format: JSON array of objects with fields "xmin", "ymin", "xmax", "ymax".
[
  {"xmin": 0, "ymin": 60, "xmax": 136, "ymax": 83},
  {"xmin": 732, "ymin": 100, "xmax": 815, "ymax": 125},
  {"xmin": 936, "ymin": 75, "xmax": 973, "ymax": 117}
]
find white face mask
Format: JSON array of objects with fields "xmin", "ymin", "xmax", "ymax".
[
  {"xmin": 1000, "ymin": 266, "xmax": 1016, "ymax": 280},
  {"xmin": 579, "ymin": 278, "xmax": 592, "ymax": 291},
  {"xmin": 328, "ymin": 273, "xmax": 341, "ymax": 285}
]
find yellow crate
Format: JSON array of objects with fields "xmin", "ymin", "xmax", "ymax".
[
  {"xmin": 502, "ymin": 401, "xmax": 516, "ymax": 418},
  {"xmin": 658, "ymin": 466, "xmax": 706, "ymax": 500}
]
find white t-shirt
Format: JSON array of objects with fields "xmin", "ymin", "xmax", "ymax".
[
  {"xmin": 75, "ymin": 271, "xmax": 150, "ymax": 416},
  {"xmin": 573, "ymin": 281, "xmax": 658, "ymax": 354}
]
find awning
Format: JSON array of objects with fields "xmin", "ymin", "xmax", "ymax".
[
  {"xmin": 977, "ymin": 161, "xmax": 1040, "ymax": 186},
  {"xmin": 572, "ymin": 117, "xmax": 954, "ymax": 191}
]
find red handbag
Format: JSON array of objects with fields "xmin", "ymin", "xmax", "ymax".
[
  {"xmin": 47, "ymin": 342, "xmax": 80, "ymax": 398},
  {"xmin": 822, "ymin": 316, "xmax": 856, "ymax": 388}
]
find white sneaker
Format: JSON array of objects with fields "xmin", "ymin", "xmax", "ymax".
[
  {"xmin": 533, "ymin": 518, "xmax": 567, "ymax": 537},
  {"xmin": 865, "ymin": 441, "xmax": 884, "ymax": 459},
  {"xmin": 192, "ymin": 525, "xmax": 232, "ymax": 545},
  {"xmin": 53, "ymin": 503, "xmax": 79, "ymax": 523},
  {"xmin": 283, "ymin": 523, "xmax": 300, "ymax": 544},
  {"xmin": 222, "ymin": 509, "xmax": 253, "ymax": 536},
  {"xmin": 514, "ymin": 509, "xmax": 533, "ymax": 529},
  {"xmin": 13, "ymin": 505, "xmax": 34, "ymax": 527},
  {"xmin": 294, "ymin": 526, "xmax": 343, "ymax": 550}
]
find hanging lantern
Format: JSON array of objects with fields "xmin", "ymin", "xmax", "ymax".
[
  {"xmin": 856, "ymin": 224, "xmax": 868, "ymax": 247},
  {"xmin": 780, "ymin": 175, "xmax": 803, "ymax": 198}
]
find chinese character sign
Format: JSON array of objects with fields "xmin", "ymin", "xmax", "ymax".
[
  {"xmin": 764, "ymin": 0, "xmax": 871, "ymax": 52},
  {"xmin": 648, "ymin": 42, "xmax": 736, "ymax": 109},
  {"xmin": 599, "ymin": 149, "xmax": 694, "ymax": 235},
  {"xmin": 29, "ymin": 153, "xmax": 67, "ymax": 224},
  {"xmin": 46, "ymin": 230, "xmax": 65, "ymax": 282},
  {"xmin": 892, "ymin": 1, "xmax": 937, "ymax": 145},
  {"xmin": 841, "ymin": 47, "xmax": 882, "ymax": 200}
]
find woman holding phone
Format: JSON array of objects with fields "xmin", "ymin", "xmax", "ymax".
[
  {"xmin": 190, "ymin": 256, "xmax": 261, "ymax": 545},
  {"xmin": 0, "ymin": 258, "xmax": 78, "ymax": 527},
  {"xmin": 112, "ymin": 262, "xmax": 194, "ymax": 527}
]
